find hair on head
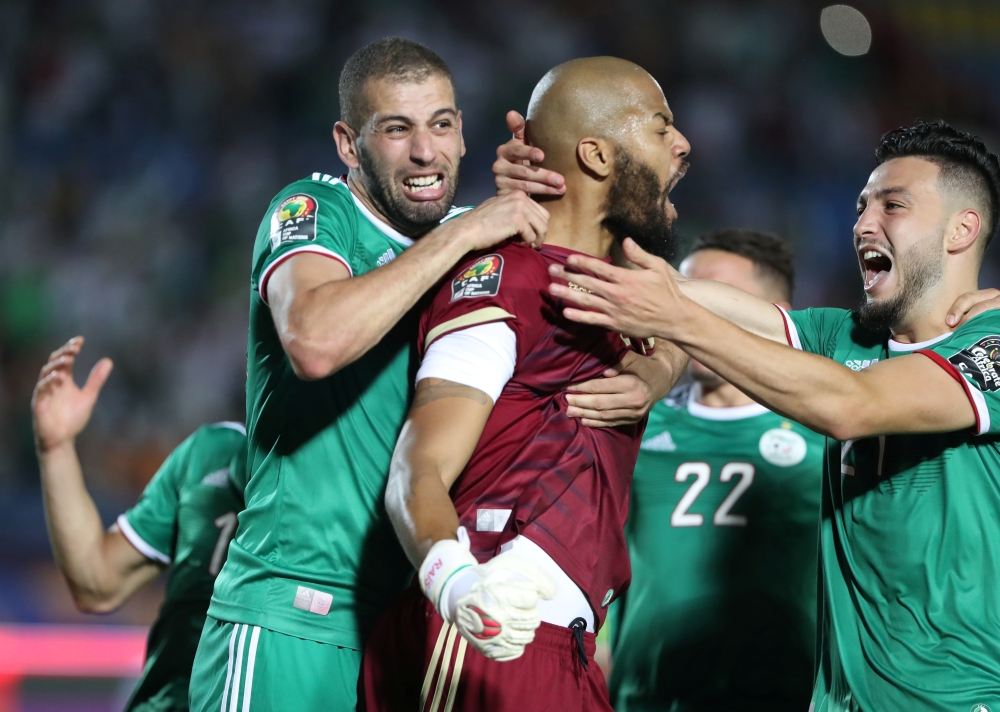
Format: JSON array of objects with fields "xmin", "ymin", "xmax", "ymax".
[
  {"xmin": 688, "ymin": 229, "xmax": 795, "ymax": 301},
  {"xmin": 339, "ymin": 37, "xmax": 454, "ymax": 130},
  {"xmin": 875, "ymin": 119, "xmax": 1000, "ymax": 249}
]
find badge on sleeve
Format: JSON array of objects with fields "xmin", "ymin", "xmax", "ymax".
[
  {"xmin": 269, "ymin": 194, "xmax": 317, "ymax": 250},
  {"xmin": 949, "ymin": 335, "xmax": 1000, "ymax": 391},
  {"xmin": 451, "ymin": 254, "xmax": 503, "ymax": 301}
]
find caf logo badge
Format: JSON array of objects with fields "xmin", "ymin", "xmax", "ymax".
[
  {"xmin": 970, "ymin": 705, "xmax": 991, "ymax": 712},
  {"xmin": 451, "ymin": 254, "xmax": 503, "ymax": 301}
]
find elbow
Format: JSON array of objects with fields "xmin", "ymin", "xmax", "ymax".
[
  {"xmin": 70, "ymin": 588, "xmax": 121, "ymax": 615},
  {"xmin": 283, "ymin": 336, "xmax": 349, "ymax": 381},
  {"xmin": 817, "ymin": 401, "xmax": 874, "ymax": 442}
]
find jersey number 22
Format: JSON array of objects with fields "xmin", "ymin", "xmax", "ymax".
[{"xmin": 671, "ymin": 462, "xmax": 754, "ymax": 527}]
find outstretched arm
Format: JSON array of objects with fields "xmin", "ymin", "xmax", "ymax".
[
  {"xmin": 549, "ymin": 243, "xmax": 975, "ymax": 441},
  {"xmin": 32, "ymin": 338, "xmax": 164, "ymax": 613}
]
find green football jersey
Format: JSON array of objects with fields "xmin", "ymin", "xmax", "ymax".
[
  {"xmin": 116, "ymin": 422, "xmax": 246, "ymax": 712},
  {"xmin": 608, "ymin": 383, "xmax": 824, "ymax": 711},
  {"xmin": 778, "ymin": 307, "xmax": 1000, "ymax": 711},
  {"xmin": 209, "ymin": 174, "xmax": 470, "ymax": 649}
]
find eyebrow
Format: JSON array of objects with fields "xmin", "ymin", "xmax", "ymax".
[
  {"xmin": 654, "ymin": 111, "xmax": 674, "ymax": 127},
  {"xmin": 375, "ymin": 108, "xmax": 458, "ymax": 126},
  {"xmin": 857, "ymin": 186, "xmax": 913, "ymax": 206}
]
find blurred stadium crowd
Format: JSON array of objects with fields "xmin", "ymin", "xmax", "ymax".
[{"xmin": 0, "ymin": 0, "xmax": 998, "ymax": 627}]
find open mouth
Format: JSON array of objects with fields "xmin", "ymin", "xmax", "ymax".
[
  {"xmin": 403, "ymin": 173, "xmax": 443, "ymax": 194},
  {"xmin": 859, "ymin": 245, "xmax": 893, "ymax": 291}
]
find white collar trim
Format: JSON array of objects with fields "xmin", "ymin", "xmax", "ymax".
[
  {"xmin": 335, "ymin": 177, "xmax": 415, "ymax": 247},
  {"xmin": 686, "ymin": 383, "xmax": 769, "ymax": 421},
  {"xmin": 887, "ymin": 331, "xmax": 952, "ymax": 352}
]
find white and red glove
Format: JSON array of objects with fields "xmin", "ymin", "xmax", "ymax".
[{"xmin": 419, "ymin": 528, "xmax": 557, "ymax": 662}]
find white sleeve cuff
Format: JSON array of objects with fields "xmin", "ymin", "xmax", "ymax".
[
  {"xmin": 416, "ymin": 322, "xmax": 517, "ymax": 403},
  {"xmin": 774, "ymin": 305, "xmax": 803, "ymax": 350},
  {"xmin": 116, "ymin": 514, "xmax": 172, "ymax": 564}
]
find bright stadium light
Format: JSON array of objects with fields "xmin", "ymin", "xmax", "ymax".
[{"xmin": 820, "ymin": 5, "xmax": 872, "ymax": 56}]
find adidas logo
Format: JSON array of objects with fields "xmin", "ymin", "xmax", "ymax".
[
  {"xmin": 376, "ymin": 248, "xmax": 396, "ymax": 267},
  {"xmin": 641, "ymin": 431, "xmax": 677, "ymax": 452},
  {"xmin": 201, "ymin": 468, "xmax": 229, "ymax": 488}
]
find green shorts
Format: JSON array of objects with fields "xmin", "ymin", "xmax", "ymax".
[{"xmin": 189, "ymin": 616, "xmax": 361, "ymax": 711}]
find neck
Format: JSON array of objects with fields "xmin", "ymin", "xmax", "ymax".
[
  {"xmin": 889, "ymin": 267, "xmax": 979, "ymax": 344},
  {"xmin": 695, "ymin": 380, "xmax": 756, "ymax": 408},
  {"xmin": 540, "ymin": 188, "xmax": 614, "ymax": 257}
]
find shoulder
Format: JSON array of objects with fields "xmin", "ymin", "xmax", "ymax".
[
  {"xmin": 268, "ymin": 175, "xmax": 355, "ymax": 219},
  {"xmin": 446, "ymin": 241, "xmax": 547, "ymax": 301},
  {"xmin": 186, "ymin": 422, "xmax": 248, "ymax": 455}
]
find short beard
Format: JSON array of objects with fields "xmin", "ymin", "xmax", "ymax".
[
  {"xmin": 855, "ymin": 240, "xmax": 943, "ymax": 332},
  {"xmin": 602, "ymin": 146, "xmax": 679, "ymax": 261},
  {"xmin": 356, "ymin": 143, "xmax": 458, "ymax": 235}
]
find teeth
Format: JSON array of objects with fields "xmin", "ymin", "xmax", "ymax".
[
  {"xmin": 405, "ymin": 175, "xmax": 442, "ymax": 191},
  {"xmin": 863, "ymin": 250, "xmax": 879, "ymax": 260}
]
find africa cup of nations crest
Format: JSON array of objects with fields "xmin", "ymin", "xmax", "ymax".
[
  {"xmin": 270, "ymin": 194, "xmax": 318, "ymax": 249},
  {"xmin": 451, "ymin": 254, "xmax": 504, "ymax": 301},
  {"xmin": 948, "ymin": 335, "xmax": 1000, "ymax": 392}
]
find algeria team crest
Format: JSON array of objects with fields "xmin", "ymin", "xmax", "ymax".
[{"xmin": 759, "ymin": 428, "xmax": 807, "ymax": 467}]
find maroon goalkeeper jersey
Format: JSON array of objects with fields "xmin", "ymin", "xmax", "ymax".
[{"xmin": 417, "ymin": 240, "xmax": 646, "ymax": 628}]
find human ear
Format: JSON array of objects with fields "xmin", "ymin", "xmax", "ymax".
[
  {"xmin": 946, "ymin": 208, "xmax": 983, "ymax": 255},
  {"xmin": 334, "ymin": 122, "xmax": 361, "ymax": 169},
  {"xmin": 458, "ymin": 110, "xmax": 466, "ymax": 157},
  {"xmin": 577, "ymin": 137, "xmax": 613, "ymax": 179}
]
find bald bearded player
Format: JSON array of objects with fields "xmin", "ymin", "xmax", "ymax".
[{"xmin": 359, "ymin": 57, "xmax": 690, "ymax": 712}]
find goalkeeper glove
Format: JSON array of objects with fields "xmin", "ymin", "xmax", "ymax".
[{"xmin": 419, "ymin": 528, "xmax": 557, "ymax": 662}]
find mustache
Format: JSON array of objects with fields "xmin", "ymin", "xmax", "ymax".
[{"xmin": 667, "ymin": 160, "xmax": 690, "ymax": 192}]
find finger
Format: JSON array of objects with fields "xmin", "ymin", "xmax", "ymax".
[
  {"xmin": 83, "ymin": 358, "xmax": 114, "ymax": 399},
  {"xmin": 495, "ymin": 142, "xmax": 544, "ymax": 167},
  {"xmin": 548, "ymin": 267, "xmax": 614, "ymax": 298},
  {"xmin": 622, "ymin": 238, "xmax": 666, "ymax": 270},
  {"xmin": 506, "ymin": 110, "xmax": 527, "ymax": 140},
  {"xmin": 47, "ymin": 337, "xmax": 84, "ymax": 363},
  {"xmin": 38, "ymin": 356, "xmax": 74, "ymax": 381},
  {"xmin": 580, "ymin": 417, "xmax": 630, "ymax": 428},
  {"xmin": 35, "ymin": 370, "xmax": 65, "ymax": 397},
  {"xmin": 549, "ymin": 282, "xmax": 617, "ymax": 310},
  {"xmin": 946, "ymin": 289, "xmax": 1000, "ymax": 326},
  {"xmin": 493, "ymin": 157, "xmax": 565, "ymax": 188},
  {"xmin": 558, "ymin": 254, "xmax": 630, "ymax": 284},
  {"xmin": 567, "ymin": 376, "xmax": 633, "ymax": 395},
  {"xmin": 496, "ymin": 178, "xmax": 566, "ymax": 196},
  {"xmin": 957, "ymin": 299, "xmax": 1000, "ymax": 326},
  {"xmin": 562, "ymin": 306, "xmax": 616, "ymax": 329}
]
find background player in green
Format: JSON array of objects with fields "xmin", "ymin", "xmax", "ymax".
[
  {"xmin": 549, "ymin": 121, "xmax": 1000, "ymax": 711},
  {"xmin": 606, "ymin": 230, "xmax": 824, "ymax": 711},
  {"xmin": 31, "ymin": 336, "xmax": 246, "ymax": 712},
  {"xmin": 188, "ymin": 38, "xmax": 555, "ymax": 712}
]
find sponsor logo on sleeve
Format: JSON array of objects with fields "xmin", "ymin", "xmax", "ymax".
[
  {"xmin": 949, "ymin": 335, "xmax": 1000, "ymax": 392},
  {"xmin": 451, "ymin": 254, "xmax": 503, "ymax": 301},
  {"xmin": 845, "ymin": 358, "xmax": 878, "ymax": 370},
  {"xmin": 759, "ymin": 428, "xmax": 808, "ymax": 467},
  {"xmin": 269, "ymin": 194, "xmax": 317, "ymax": 249}
]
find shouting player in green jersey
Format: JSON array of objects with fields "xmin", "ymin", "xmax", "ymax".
[
  {"xmin": 549, "ymin": 120, "xmax": 1000, "ymax": 711},
  {"xmin": 607, "ymin": 230, "xmax": 825, "ymax": 712},
  {"xmin": 191, "ymin": 39, "xmax": 674, "ymax": 712},
  {"xmin": 31, "ymin": 337, "xmax": 246, "ymax": 712}
]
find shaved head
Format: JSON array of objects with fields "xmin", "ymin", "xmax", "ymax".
[
  {"xmin": 526, "ymin": 57, "xmax": 666, "ymax": 170},
  {"xmin": 524, "ymin": 56, "xmax": 689, "ymax": 259}
]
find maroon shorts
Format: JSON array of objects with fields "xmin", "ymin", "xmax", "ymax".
[{"xmin": 359, "ymin": 586, "xmax": 611, "ymax": 712}]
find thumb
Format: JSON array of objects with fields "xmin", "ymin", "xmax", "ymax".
[
  {"xmin": 83, "ymin": 358, "xmax": 114, "ymax": 400},
  {"xmin": 622, "ymin": 238, "xmax": 662, "ymax": 270},
  {"xmin": 506, "ymin": 110, "xmax": 527, "ymax": 140}
]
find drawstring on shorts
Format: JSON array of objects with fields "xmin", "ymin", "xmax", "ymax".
[{"xmin": 569, "ymin": 617, "xmax": 588, "ymax": 668}]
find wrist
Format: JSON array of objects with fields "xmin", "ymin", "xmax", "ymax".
[
  {"xmin": 36, "ymin": 437, "xmax": 76, "ymax": 459},
  {"xmin": 418, "ymin": 527, "xmax": 478, "ymax": 622},
  {"xmin": 428, "ymin": 219, "xmax": 477, "ymax": 259}
]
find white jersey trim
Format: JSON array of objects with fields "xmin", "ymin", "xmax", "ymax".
[
  {"xmin": 888, "ymin": 332, "xmax": 953, "ymax": 351},
  {"xmin": 499, "ymin": 535, "xmax": 595, "ymax": 632},
  {"xmin": 417, "ymin": 322, "xmax": 517, "ymax": 404},
  {"xmin": 258, "ymin": 245, "xmax": 353, "ymax": 304},
  {"xmin": 325, "ymin": 176, "xmax": 415, "ymax": 247},
  {"xmin": 214, "ymin": 421, "xmax": 246, "ymax": 435},
  {"xmin": 775, "ymin": 305, "xmax": 803, "ymax": 350},
  {"xmin": 686, "ymin": 383, "xmax": 769, "ymax": 421},
  {"xmin": 116, "ymin": 514, "xmax": 172, "ymax": 565}
]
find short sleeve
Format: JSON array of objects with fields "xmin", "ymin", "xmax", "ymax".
[
  {"xmin": 418, "ymin": 243, "xmax": 546, "ymax": 360},
  {"xmin": 917, "ymin": 313, "xmax": 1000, "ymax": 436},
  {"xmin": 254, "ymin": 181, "xmax": 358, "ymax": 303},
  {"xmin": 776, "ymin": 306, "xmax": 853, "ymax": 358},
  {"xmin": 117, "ymin": 434, "xmax": 197, "ymax": 564}
]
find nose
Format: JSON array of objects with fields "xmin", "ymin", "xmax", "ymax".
[
  {"xmin": 409, "ymin": 126, "xmax": 436, "ymax": 166},
  {"xmin": 854, "ymin": 205, "xmax": 878, "ymax": 240},
  {"xmin": 673, "ymin": 128, "xmax": 691, "ymax": 160}
]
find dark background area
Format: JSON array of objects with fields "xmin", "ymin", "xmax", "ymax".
[{"xmin": 0, "ymin": 0, "xmax": 998, "ymax": 627}]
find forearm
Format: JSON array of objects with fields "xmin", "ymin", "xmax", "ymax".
[
  {"xmin": 38, "ymin": 443, "xmax": 119, "ymax": 606},
  {"xmin": 677, "ymin": 279, "xmax": 787, "ymax": 342},
  {"xmin": 642, "ymin": 341, "xmax": 689, "ymax": 400},
  {"xmin": 388, "ymin": 460, "xmax": 462, "ymax": 569},
  {"xmin": 283, "ymin": 225, "xmax": 475, "ymax": 379},
  {"xmin": 671, "ymin": 302, "xmax": 865, "ymax": 438}
]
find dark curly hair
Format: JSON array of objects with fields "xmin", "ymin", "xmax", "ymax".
[
  {"xmin": 875, "ymin": 119, "xmax": 1000, "ymax": 249},
  {"xmin": 687, "ymin": 229, "xmax": 795, "ymax": 301}
]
